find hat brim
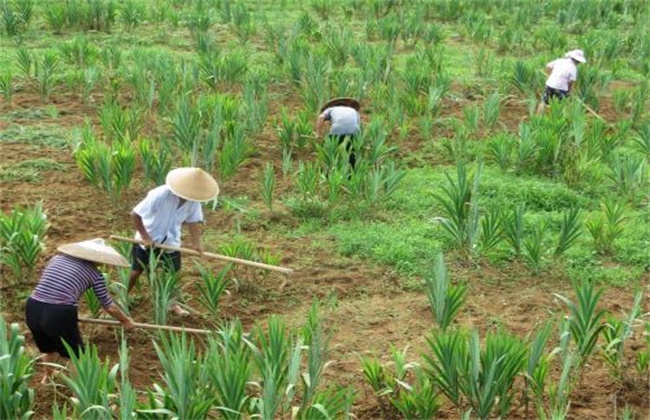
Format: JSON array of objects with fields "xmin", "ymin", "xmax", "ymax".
[
  {"xmin": 320, "ymin": 97, "xmax": 361, "ymax": 113},
  {"xmin": 58, "ymin": 241, "xmax": 130, "ymax": 267},
  {"xmin": 166, "ymin": 168, "xmax": 220, "ymax": 202},
  {"xmin": 566, "ymin": 51, "xmax": 586, "ymax": 63}
]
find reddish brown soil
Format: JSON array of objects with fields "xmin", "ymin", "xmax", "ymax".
[{"xmin": 1, "ymin": 92, "xmax": 648, "ymax": 419}]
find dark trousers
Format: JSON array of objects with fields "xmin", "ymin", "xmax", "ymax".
[
  {"xmin": 26, "ymin": 297, "xmax": 83, "ymax": 358},
  {"xmin": 543, "ymin": 86, "xmax": 569, "ymax": 105},
  {"xmin": 131, "ymin": 245, "xmax": 181, "ymax": 273},
  {"xmin": 330, "ymin": 134, "xmax": 357, "ymax": 169}
]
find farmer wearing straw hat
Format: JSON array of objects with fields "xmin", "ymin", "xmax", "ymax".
[
  {"xmin": 25, "ymin": 238, "xmax": 134, "ymax": 384},
  {"xmin": 127, "ymin": 167, "xmax": 219, "ymax": 316},
  {"xmin": 316, "ymin": 97, "xmax": 361, "ymax": 169},
  {"xmin": 537, "ymin": 49, "xmax": 587, "ymax": 114}
]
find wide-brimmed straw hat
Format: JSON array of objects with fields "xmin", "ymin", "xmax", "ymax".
[
  {"xmin": 58, "ymin": 238, "xmax": 129, "ymax": 267},
  {"xmin": 565, "ymin": 49, "xmax": 587, "ymax": 63},
  {"xmin": 320, "ymin": 97, "xmax": 361, "ymax": 113},
  {"xmin": 166, "ymin": 167, "xmax": 219, "ymax": 202}
]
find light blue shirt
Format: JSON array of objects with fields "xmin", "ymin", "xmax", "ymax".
[
  {"xmin": 133, "ymin": 185, "xmax": 203, "ymax": 248},
  {"xmin": 321, "ymin": 106, "xmax": 360, "ymax": 135}
]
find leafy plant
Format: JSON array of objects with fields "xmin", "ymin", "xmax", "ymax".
[
  {"xmin": 117, "ymin": 333, "xmax": 136, "ymax": 420},
  {"xmin": 601, "ymin": 289, "xmax": 643, "ymax": 378},
  {"xmin": 542, "ymin": 344, "xmax": 575, "ymax": 419},
  {"xmin": 218, "ymin": 126, "xmax": 252, "ymax": 180},
  {"xmin": 523, "ymin": 323, "xmax": 553, "ymax": 418},
  {"xmin": 483, "ymin": 91, "xmax": 501, "ymax": 131},
  {"xmin": 487, "ymin": 133, "xmax": 514, "ymax": 171},
  {"xmin": 554, "ymin": 207, "xmax": 582, "ymax": 256},
  {"xmin": 523, "ymin": 219, "xmax": 547, "ymax": 273},
  {"xmin": 36, "ymin": 51, "xmax": 59, "ymax": 99},
  {"xmin": 261, "ymin": 162, "xmax": 276, "ymax": 212},
  {"xmin": 555, "ymin": 281, "xmax": 607, "ymax": 365},
  {"xmin": 206, "ymin": 321, "xmax": 251, "ymax": 419},
  {"xmin": 43, "ymin": 1, "xmax": 65, "ymax": 33},
  {"xmin": 60, "ymin": 342, "xmax": 118, "ymax": 420},
  {"xmin": 144, "ymin": 332, "xmax": 215, "ymax": 419},
  {"xmin": 0, "ymin": 202, "xmax": 48, "ymax": 283},
  {"xmin": 479, "ymin": 208, "xmax": 505, "ymax": 254},
  {"xmin": 1, "ymin": 0, "xmax": 30, "ymax": 36},
  {"xmin": 139, "ymin": 137, "xmax": 173, "ymax": 186},
  {"xmin": 585, "ymin": 200, "xmax": 627, "ymax": 255},
  {"xmin": 423, "ymin": 253, "xmax": 467, "ymax": 331},
  {"xmin": 147, "ymin": 258, "xmax": 179, "ymax": 326},
  {"xmin": 422, "ymin": 330, "xmax": 466, "ymax": 408},
  {"xmin": 119, "ymin": 0, "xmax": 144, "ymax": 30},
  {"xmin": 423, "ymin": 329, "xmax": 527, "ymax": 419},
  {"xmin": 504, "ymin": 204, "xmax": 525, "ymax": 257},
  {"xmin": 361, "ymin": 356, "xmax": 391, "ymax": 396},
  {"xmin": 247, "ymin": 316, "xmax": 302, "ymax": 419},
  {"xmin": 0, "ymin": 316, "xmax": 35, "ymax": 419},
  {"xmin": 0, "ymin": 72, "xmax": 13, "ymax": 102},
  {"xmin": 432, "ymin": 162, "xmax": 481, "ymax": 253},
  {"xmin": 390, "ymin": 368, "xmax": 440, "ymax": 419},
  {"xmin": 607, "ymin": 152, "xmax": 648, "ymax": 199},
  {"xmin": 632, "ymin": 120, "xmax": 650, "ymax": 159},
  {"xmin": 195, "ymin": 263, "xmax": 230, "ymax": 320},
  {"xmin": 15, "ymin": 47, "xmax": 33, "ymax": 80}
]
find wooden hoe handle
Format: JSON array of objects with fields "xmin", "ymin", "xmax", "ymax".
[
  {"xmin": 78, "ymin": 317, "xmax": 212, "ymax": 335},
  {"xmin": 109, "ymin": 235, "xmax": 294, "ymax": 274}
]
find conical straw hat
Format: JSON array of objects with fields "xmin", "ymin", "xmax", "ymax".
[
  {"xmin": 165, "ymin": 167, "xmax": 220, "ymax": 202},
  {"xmin": 58, "ymin": 238, "xmax": 129, "ymax": 267},
  {"xmin": 320, "ymin": 97, "xmax": 361, "ymax": 113}
]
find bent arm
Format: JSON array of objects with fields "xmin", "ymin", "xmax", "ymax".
[
  {"xmin": 545, "ymin": 60, "xmax": 555, "ymax": 76},
  {"xmin": 316, "ymin": 114, "xmax": 327, "ymax": 137},
  {"xmin": 131, "ymin": 211, "xmax": 153, "ymax": 245},
  {"xmin": 104, "ymin": 303, "xmax": 134, "ymax": 329},
  {"xmin": 186, "ymin": 222, "xmax": 204, "ymax": 253}
]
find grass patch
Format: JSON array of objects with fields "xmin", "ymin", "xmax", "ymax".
[
  {"xmin": 0, "ymin": 158, "xmax": 65, "ymax": 183},
  {"xmin": 478, "ymin": 168, "xmax": 594, "ymax": 211},
  {"xmin": 329, "ymin": 218, "xmax": 442, "ymax": 277},
  {"xmin": 565, "ymin": 254, "xmax": 646, "ymax": 287},
  {"xmin": 388, "ymin": 166, "xmax": 594, "ymax": 215},
  {"xmin": 0, "ymin": 106, "xmax": 59, "ymax": 122},
  {"xmin": 14, "ymin": 158, "xmax": 66, "ymax": 171},
  {"xmin": 0, "ymin": 166, "xmax": 40, "ymax": 182},
  {"xmin": 0, "ymin": 124, "xmax": 70, "ymax": 148}
]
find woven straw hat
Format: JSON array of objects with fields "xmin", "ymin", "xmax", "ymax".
[
  {"xmin": 165, "ymin": 167, "xmax": 220, "ymax": 202},
  {"xmin": 320, "ymin": 97, "xmax": 361, "ymax": 113},
  {"xmin": 58, "ymin": 238, "xmax": 129, "ymax": 267},
  {"xmin": 565, "ymin": 49, "xmax": 587, "ymax": 63}
]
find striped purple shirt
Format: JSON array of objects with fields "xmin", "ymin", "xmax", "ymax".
[{"xmin": 31, "ymin": 254, "xmax": 113, "ymax": 308}]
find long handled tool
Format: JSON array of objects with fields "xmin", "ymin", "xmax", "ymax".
[
  {"xmin": 110, "ymin": 235, "xmax": 294, "ymax": 274},
  {"xmin": 574, "ymin": 97, "xmax": 606, "ymax": 122},
  {"xmin": 79, "ymin": 317, "xmax": 212, "ymax": 335}
]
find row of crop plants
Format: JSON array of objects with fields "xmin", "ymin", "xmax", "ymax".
[
  {"xmin": 3, "ymin": 254, "xmax": 649, "ymax": 418},
  {"xmin": 1, "ymin": 301, "xmax": 358, "ymax": 419},
  {"xmin": 0, "ymin": 1, "xmax": 647, "ymax": 199}
]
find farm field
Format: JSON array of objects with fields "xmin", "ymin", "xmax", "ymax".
[{"xmin": 1, "ymin": 0, "xmax": 649, "ymax": 419}]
